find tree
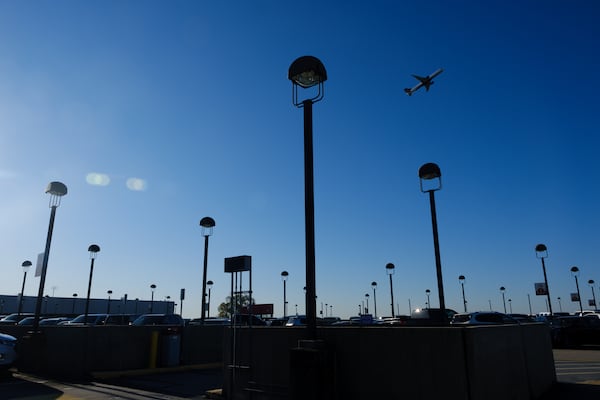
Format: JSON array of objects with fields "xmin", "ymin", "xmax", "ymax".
[{"xmin": 217, "ymin": 293, "xmax": 254, "ymax": 317}]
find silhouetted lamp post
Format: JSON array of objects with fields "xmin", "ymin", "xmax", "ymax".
[
  {"xmin": 386, "ymin": 263, "xmax": 396, "ymax": 317},
  {"xmin": 589, "ymin": 280, "xmax": 597, "ymax": 310},
  {"xmin": 281, "ymin": 271, "xmax": 289, "ymax": 318},
  {"xmin": 207, "ymin": 280, "xmax": 213, "ymax": 318},
  {"xmin": 571, "ymin": 266, "xmax": 583, "ymax": 314},
  {"xmin": 150, "ymin": 284, "xmax": 156, "ymax": 313},
  {"xmin": 200, "ymin": 216, "xmax": 215, "ymax": 322},
  {"xmin": 18, "ymin": 260, "xmax": 32, "ymax": 316},
  {"xmin": 500, "ymin": 286, "xmax": 507, "ymax": 313},
  {"xmin": 106, "ymin": 290, "xmax": 113, "ymax": 314},
  {"xmin": 419, "ymin": 162, "xmax": 446, "ymax": 314},
  {"xmin": 84, "ymin": 244, "xmax": 100, "ymax": 324},
  {"xmin": 72, "ymin": 293, "xmax": 78, "ymax": 314},
  {"xmin": 425, "ymin": 289, "xmax": 431, "ymax": 309},
  {"xmin": 33, "ymin": 181, "xmax": 67, "ymax": 332},
  {"xmin": 365, "ymin": 293, "xmax": 370, "ymax": 314},
  {"xmin": 289, "ymin": 55, "xmax": 327, "ymax": 340},
  {"xmin": 371, "ymin": 281, "xmax": 378, "ymax": 318},
  {"xmin": 458, "ymin": 275, "xmax": 467, "ymax": 312},
  {"xmin": 557, "ymin": 296, "xmax": 563, "ymax": 312},
  {"xmin": 535, "ymin": 244, "xmax": 553, "ymax": 316},
  {"xmin": 508, "ymin": 298, "xmax": 513, "ymax": 314}
]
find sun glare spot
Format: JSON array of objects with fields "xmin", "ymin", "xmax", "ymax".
[
  {"xmin": 126, "ymin": 177, "xmax": 147, "ymax": 191},
  {"xmin": 86, "ymin": 173, "xmax": 111, "ymax": 186}
]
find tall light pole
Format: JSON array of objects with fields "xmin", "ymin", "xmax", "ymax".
[
  {"xmin": 365, "ymin": 293, "xmax": 370, "ymax": 314},
  {"xmin": 588, "ymin": 280, "xmax": 597, "ymax": 310},
  {"xmin": 500, "ymin": 286, "xmax": 507, "ymax": 313},
  {"xmin": 371, "ymin": 281, "xmax": 378, "ymax": 318},
  {"xmin": 557, "ymin": 296, "xmax": 562, "ymax": 312},
  {"xmin": 458, "ymin": 275, "xmax": 467, "ymax": 312},
  {"xmin": 281, "ymin": 271, "xmax": 289, "ymax": 318},
  {"xmin": 84, "ymin": 244, "xmax": 100, "ymax": 324},
  {"xmin": 106, "ymin": 290, "xmax": 112, "ymax": 314},
  {"xmin": 207, "ymin": 280, "xmax": 213, "ymax": 318},
  {"xmin": 508, "ymin": 298, "xmax": 513, "ymax": 314},
  {"xmin": 200, "ymin": 216, "xmax": 215, "ymax": 322},
  {"xmin": 425, "ymin": 289, "xmax": 431, "ymax": 309},
  {"xmin": 535, "ymin": 244, "xmax": 553, "ymax": 316},
  {"xmin": 571, "ymin": 266, "xmax": 583, "ymax": 314},
  {"xmin": 33, "ymin": 181, "xmax": 67, "ymax": 332},
  {"xmin": 419, "ymin": 163, "xmax": 446, "ymax": 315},
  {"xmin": 386, "ymin": 263, "xmax": 395, "ymax": 317},
  {"xmin": 289, "ymin": 55, "xmax": 327, "ymax": 340},
  {"xmin": 150, "ymin": 284, "xmax": 156, "ymax": 313},
  {"xmin": 72, "ymin": 293, "xmax": 78, "ymax": 314},
  {"xmin": 18, "ymin": 260, "xmax": 32, "ymax": 316}
]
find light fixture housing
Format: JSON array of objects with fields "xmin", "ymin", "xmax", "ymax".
[{"xmin": 289, "ymin": 56, "xmax": 327, "ymax": 106}]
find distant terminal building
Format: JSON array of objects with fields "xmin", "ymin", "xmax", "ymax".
[{"xmin": 0, "ymin": 294, "xmax": 175, "ymax": 317}]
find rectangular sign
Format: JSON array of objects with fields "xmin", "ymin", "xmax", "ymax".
[
  {"xmin": 534, "ymin": 282, "xmax": 548, "ymax": 296},
  {"xmin": 224, "ymin": 255, "xmax": 252, "ymax": 273},
  {"xmin": 35, "ymin": 252, "xmax": 45, "ymax": 277},
  {"xmin": 180, "ymin": 288, "xmax": 185, "ymax": 300},
  {"xmin": 241, "ymin": 303, "xmax": 273, "ymax": 315},
  {"xmin": 571, "ymin": 292, "xmax": 580, "ymax": 302}
]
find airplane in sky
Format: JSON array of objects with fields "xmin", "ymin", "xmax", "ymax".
[{"xmin": 404, "ymin": 68, "xmax": 444, "ymax": 96}]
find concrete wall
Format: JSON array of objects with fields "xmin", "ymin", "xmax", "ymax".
[
  {"xmin": 223, "ymin": 324, "xmax": 556, "ymax": 400},
  {"xmin": 3, "ymin": 324, "xmax": 224, "ymax": 378}
]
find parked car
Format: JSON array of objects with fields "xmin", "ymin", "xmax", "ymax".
[
  {"xmin": 231, "ymin": 314, "xmax": 267, "ymax": 326},
  {"xmin": 0, "ymin": 313, "xmax": 34, "ymax": 325},
  {"xmin": 61, "ymin": 314, "xmax": 136, "ymax": 326},
  {"xmin": 131, "ymin": 314, "xmax": 184, "ymax": 326},
  {"xmin": 188, "ymin": 317, "xmax": 230, "ymax": 326},
  {"xmin": 40, "ymin": 317, "xmax": 72, "ymax": 326},
  {"xmin": 551, "ymin": 315, "xmax": 600, "ymax": 347},
  {"xmin": 407, "ymin": 308, "xmax": 457, "ymax": 325},
  {"xmin": 451, "ymin": 312, "xmax": 519, "ymax": 325},
  {"xmin": 0, "ymin": 333, "xmax": 17, "ymax": 370}
]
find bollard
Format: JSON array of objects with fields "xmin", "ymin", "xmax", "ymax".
[{"xmin": 148, "ymin": 331, "xmax": 159, "ymax": 368}]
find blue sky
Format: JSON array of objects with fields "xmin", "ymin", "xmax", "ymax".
[{"xmin": 1, "ymin": 1, "xmax": 599, "ymax": 318}]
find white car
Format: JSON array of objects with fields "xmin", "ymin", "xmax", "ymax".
[{"xmin": 0, "ymin": 333, "xmax": 17, "ymax": 369}]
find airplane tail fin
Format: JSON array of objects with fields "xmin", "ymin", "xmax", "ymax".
[{"xmin": 403, "ymin": 88, "xmax": 412, "ymax": 96}]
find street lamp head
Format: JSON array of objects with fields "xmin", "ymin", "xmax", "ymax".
[
  {"xmin": 207, "ymin": 280, "xmax": 214, "ymax": 289},
  {"xmin": 107, "ymin": 290, "xmax": 112, "ymax": 295},
  {"xmin": 199, "ymin": 217, "xmax": 215, "ymax": 237},
  {"xmin": 289, "ymin": 56, "xmax": 327, "ymax": 106},
  {"xmin": 570, "ymin": 266, "xmax": 580, "ymax": 276},
  {"xmin": 45, "ymin": 181, "xmax": 68, "ymax": 207},
  {"xmin": 365, "ymin": 293, "xmax": 369, "ymax": 298},
  {"xmin": 589, "ymin": 279, "xmax": 595, "ymax": 286},
  {"xmin": 535, "ymin": 243, "xmax": 548, "ymax": 259},
  {"xmin": 22, "ymin": 260, "xmax": 32, "ymax": 272},
  {"xmin": 150, "ymin": 284, "xmax": 157, "ymax": 291},
  {"xmin": 371, "ymin": 281, "xmax": 377, "ymax": 289},
  {"xmin": 500, "ymin": 286, "xmax": 505, "ymax": 292},
  {"xmin": 425, "ymin": 289, "xmax": 431, "ymax": 294},
  {"xmin": 88, "ymin": 244, "xmax": 100, "ymax": 259},
  {"xmin": 418, "ymin": 163, "xmax": 442, "ymax": 192},
  {"xmin": 458, "ymin": 275, "xmax": 465, "ymax": 283},
  {"xmin": 281, "ymin": 270, "xmax": 289, "ymax": 281},
  {"xmin": 73, "ymin": 293, "xmax": 77, "ymax": 297},
  {"xmin": 385, "ymin": 263, "xmax": 395, "ymax": 275}
]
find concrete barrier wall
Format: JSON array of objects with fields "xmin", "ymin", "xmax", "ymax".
[
  {"xmin": 3, "ymin": 324, "xmax": 224, "ymax": 378},
  {"xmin": 223, "ymin": 324, "xmax": 556, "ymax": 400}
]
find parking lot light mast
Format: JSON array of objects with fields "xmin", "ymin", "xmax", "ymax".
[
  {"xmin": 365, "ymin": 293, "xmax": 370, "ymax": 314},
  {"xmin": 458, "ymin": 275, "xmax": 467, "ymax": 312},
  {"xmin": 200, "ymin": 217, "xmax": 215, "ymax": 322},
  {"xmin": 281, "ymin": 271, "xmax": 289, "ymax": 318},
  {"xmin": 419, "ymin": 163, "xmax": 446, "ymax": 314},
  {"xmin": 207, "ymin": 280, "xmax": 213, "ymax": 318},
  {"xmin": 18, "ymin": 260, "xmax": 32, "ymax": 316},
  {"xmin": 150, "ymin": 284, "xmax": 156, "ymax": 313},
  {"xmin": 72, "ymin": 293, "xmax": 78, "ymax": 314},
  {"xmin": 557, "ymin": 296, "xmax": 562, "ymax": 312},
  {"xmin": 535, "ymin": 244, "xmax": 553, "ymax": 316},
  {"xmin": 33, "ymin": 181, "xmax": 67, "ymax": 332},
  {"xmin": 106, "ymin": 290, "xmax": 113, "ymax": 314},
  {"xmin": 500, "ymin": 286, "xmax": 507, "ymax": 313},
  {"xmin": 288, "ymin": 55, "xmax": 327, "ymax": 340},
  {"xmin": 386, "ymin": 263, "xmax": 396, "ymax": 317},
  {"xmin": 84, "ymin": 244, "xmax": 100, "ymax": 324},
  {"xmin": 588, "ymin": 280, "xmax": 597, "ymax": 310},
  {"xmin": 570, "ymin": 267, "xmax": 583, "ymax": 314},
  {"xmin": 425, "ymin": 289, "xmax": 431, "ymax": 309},
  {"xmin": 371, "ymin": 281, "xmax": 378, "ymax": 318}
]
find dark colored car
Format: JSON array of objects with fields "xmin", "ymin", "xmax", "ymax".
[
  {"xmin": 131, "ymin": 314, "xmax": 185, "ymax": 326},
  {"xmin": 451, "ymin": 312, "xmax": 519, "ymax": 325},
  {"xmin": 0, "ymin": 313, "xmax": 35, "ymax": 325},
  {"xmin": 407, "ymin": 308, "xmax": 457, "ymax": 325},
  {"xmin": 551, "ymin": 315, "xmax": 600, "ymax": 347}
]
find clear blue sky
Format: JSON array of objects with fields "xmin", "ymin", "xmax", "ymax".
[{"xmin": 1, "ymin": 1, "xmax": 599, "ymax": 319}]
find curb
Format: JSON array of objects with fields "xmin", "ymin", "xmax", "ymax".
[{"xmin": 91, "ymin": 362, "xmax": 223, "ymax": 379}]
